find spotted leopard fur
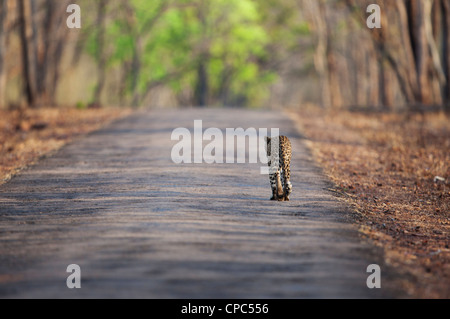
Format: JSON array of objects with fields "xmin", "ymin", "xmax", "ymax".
[{"xmin": 265, "ymin": 135, "xmax": 292, "ymax": 201}]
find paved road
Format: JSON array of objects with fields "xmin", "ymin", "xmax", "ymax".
[{"xmin": 0, "ymin": 109, "xmax": 399, "ymax": 298}]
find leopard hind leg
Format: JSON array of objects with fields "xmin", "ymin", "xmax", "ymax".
[
  {"xmin": 282, "ymin": 165, "xmax": 292, "ymax": 201},
  {"xmin": 275, "ymin": 171, "xmax": 285, "ymax": 201},
  {"xmin": 269, "ymin": 172, "xmax": 278, "ymax": 200}
]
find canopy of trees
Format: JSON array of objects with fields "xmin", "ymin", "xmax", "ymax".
[{"xmin": 0, "ymin": 0, "xmax": 449, "ymax": 110}]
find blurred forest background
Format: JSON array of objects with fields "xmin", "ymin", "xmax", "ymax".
[{"xmin": 0, "ymin": 0, "xmax": 449, "ymax": 110}]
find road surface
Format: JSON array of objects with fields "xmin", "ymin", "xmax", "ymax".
[{"xmin": 0, "ymin": 108, "xmax": 400, "ymax": 298}]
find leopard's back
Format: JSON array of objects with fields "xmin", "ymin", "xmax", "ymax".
[{"xmin": 279, "ymin": 135, "xmax": 291, "ymax": 177}]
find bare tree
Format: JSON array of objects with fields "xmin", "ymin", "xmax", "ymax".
[
  {"xmin": 344, "ymin": 0, "xmax": 448, "ymax": 109},
  {"xmin": 92, "ymin": 0, "xmax": 107, "ymax": 106},
  {"xmin": 442, "ymin": 0, "xmax": 450, "ymax": 110},
  {"xmin": 0, "ymin": 0, "xmax": 7, "ymax": 107},
  {"xmin": 42, "ymin": 0, "xmax": 71, "ymax": 105},
  {"xmin": 18, "ymin": 0, "xmax": 36, "ymax": 107},
  {"xmin": 193, "ymin": 0, "xmax": 210, "ymax": 107},
  {"xmin": 15, "ymin": 0, "xmax": 71, "ymax": 107},
  {"xmin": 119, "ymin": 0, "xmax": 171, "ymax": 106},
  {"xmin": 305, "ymin": 0, "xmax": 331, "ymax": 108}
]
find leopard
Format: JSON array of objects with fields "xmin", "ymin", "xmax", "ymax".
[{"xmin": 265, "ymin": 135, "xmax": 292, "ymax": 201}]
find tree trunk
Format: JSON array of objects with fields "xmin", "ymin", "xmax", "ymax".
[
  {"xmin": 130, "ymin": 35, "xmax": 142, "ymax": 107},
  {"xmin": 194, "ymin": 58, "xmax": 209, "ymax": 106},
  {"xmin": 352, "ymin": 33, "xmax": 366, "ymax": 106},
  {"xmin": 307, "ymin": 0, "xmax": 330, "ymax": 108},
  {"xmin": 18, "ymin": 0, "xmax": 35, "ymax": 107},
  {"xmin": 123, "ymin": 1, "xmax": 168, "ymax": 107},
  {"xmin": 326, "ymin": 39, "xmax": 343, "ymax": 109},
  {"xmin": 381, "ymin": 60, "xmax": 395, "ymax": 109},
  {"xmin": 35, "ymin": 0, "xmax": 53, "ymax": 102},
  {"xmin": 17, "ymin": 0, "xmax": 69, "ymax": 106},
  {"xmin": 0, "ymin": 0, "xmax": 7, "ymax": 107},
  {"xmin": 93, "ymin": 0, "xmax": 107, "ymax": 106},
  {"xmin": 368, "ymin": 42, "xmax": 380, "ymax": 107},
  {"xmin": 391, "ymin": 1, "xmax": 416, "ymax": 103},
  {"xmin": 48, "ymin": 1, "xmax": 70, "ymax": 105},
  {"xmin": 194, "ymin": 2, "xmax": 209, "ymax": 107},
  {"xmin": 28, "ymin": 0, "xmax": 41, "ymax": 105},
  {"xmin": 375, "ymin": 3, "xmax": 394, "ymax": 109},
  {"xmin": 424, "ymin": 0, "xmax": 445, "ymax": 104},
  {"xmin": 218, "ymin": 64, "xmax": 233, "ymax": 106},
  {"xmin": 442, "ymin": 0, "xmax": 450, "ymax": 110},
  {"xmin": 408, "ymin": 0, "xmax": 434, "ymax": 104}
]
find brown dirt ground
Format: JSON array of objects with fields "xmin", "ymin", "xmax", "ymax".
[
  {"xmin": 0, "ymin": 106, "xmax": 132, "ymax": 185},
  {"xmin": 289, "ymin": 107, "xmax": 450, "ymax": 298}
]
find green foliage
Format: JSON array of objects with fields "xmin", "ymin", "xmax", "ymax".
[
  {"xmin": 76, "ymin": 101, "xmax": 87, "ymax": 110},
  {"xmin": 82, "ymin": 0, "xmax": 308, "ymax": 107}
]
